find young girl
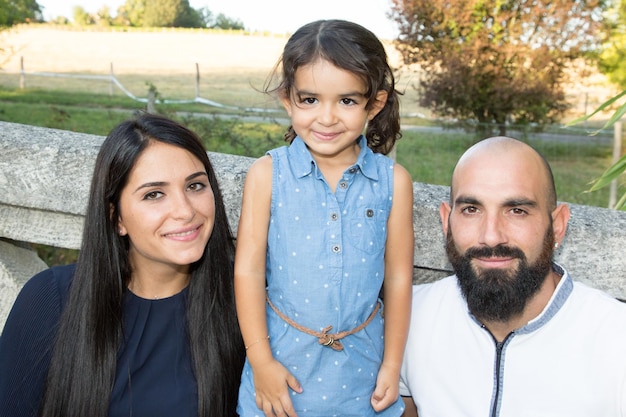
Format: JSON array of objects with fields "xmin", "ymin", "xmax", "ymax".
[{"xmin": 235, "ymin": 19, "xmax": 414, "ymax": 416}]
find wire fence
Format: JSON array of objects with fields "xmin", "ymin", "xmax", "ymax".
[{"xmin": 15, "ymin": 57, "xmax": 281, "ymax": 114}]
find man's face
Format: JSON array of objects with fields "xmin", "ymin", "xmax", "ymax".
[{"xmin": 440, "ymin": 141, "xmax": 565, "ymax": 322}]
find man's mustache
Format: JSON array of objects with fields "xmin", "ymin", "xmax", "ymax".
[{"xmin": 464, "ymin": 245, "xmax": 525, "ymax": 260}]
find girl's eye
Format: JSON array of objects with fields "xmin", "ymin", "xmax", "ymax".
[
  {"xmin": 341, "ymin": 98, "xmax": 357, "ymax": 105},
  {"xmin": 143, "ymin": 191, "xmax": 163, "ymax": 200},
  {"xmin": 301, "ymin": 97, "xmax": 317, "ymax": 105}
]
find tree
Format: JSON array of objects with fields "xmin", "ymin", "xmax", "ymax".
[
  {"xmin": 142, "ymin": 0, "xmax": 183, "ymax": 27},
  {"xmin": 0, "ymin": 0, "xmax": 42, "ymax": 26},
  {"xmin": 123, "ymin": 0, "xmax": 201, "ymax": 28},
  {"xmin": 389, "ymin": 0, "xmax": 608, "ymax": 135},
  {"xmin": 599, "ymin": 0, "xmax": 626, "ymax": 88},
  {"xmin": 210, "ymin": 13, "xmax": 244, "ymax": 30},
  {"xmin": 73, "ymin": 6, "xmax": 95, "ymax": 26}
]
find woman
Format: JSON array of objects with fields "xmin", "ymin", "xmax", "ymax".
[{"xmin": 0, "ymin": 113, "xmax": 244, "ymax": 417}]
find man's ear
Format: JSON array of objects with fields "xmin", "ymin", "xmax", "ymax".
[
  {"xmin": 551, "ymin": 203, "xmax": 570, "ymax": 244},
  {"xmin": 367, "ymin": 90, "xmax": 388, "ymax": 121},
  {"xmin": 440, "ymin": 202, "xmax": 451, "ymax": 236}
]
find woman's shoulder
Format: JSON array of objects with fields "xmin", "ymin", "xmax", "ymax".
[{"xmin": 19, "ymin": 264, "xmax": 76, "ymax": 306}]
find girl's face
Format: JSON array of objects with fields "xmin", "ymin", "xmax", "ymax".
[
  {"xmin": 117, "ymin": 141, "xmax": 215, "ymax": 275},
  {"xmin": 281, "ymin": 59, "xmax": 387, "ymax": 164}
]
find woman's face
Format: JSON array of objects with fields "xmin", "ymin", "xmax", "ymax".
[{"xmin": 117, "ymin": 141, "xmax": 215, "ymax": 275}]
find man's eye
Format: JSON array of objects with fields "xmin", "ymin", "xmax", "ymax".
[
  {"xmin": 511, "ymin": 208, "xmax": 527, "ymax": 215},
  {"xmin": 461, "ymin": 206, "xmax": 478, "ymax": 214}
]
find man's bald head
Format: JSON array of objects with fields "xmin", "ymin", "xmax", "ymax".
[{"xmin": 450, "ymin": 137, "xmax": 557, "ymax": 211}]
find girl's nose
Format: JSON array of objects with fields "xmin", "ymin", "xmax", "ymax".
[{"xmin": 318, "ymin": 103, "xmax": 338, "ymax": 126}]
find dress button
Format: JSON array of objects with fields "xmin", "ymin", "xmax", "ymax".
[
  {"xmin": 331, "ymin": 212, "xmax": 338, "ymax": 221},
  {"xmin": 332, "ymin": 245, "xmax": 341, "ymax": 253},
  {"xmin": 366, "ymin": 209, "xmax": 374, "ymax": 217},
  {"xmin": 349, "ymin": 167, "xmax": 357, "ymax": 174},
  {"xmin": 339, "ymin": 181, "xmax": 348, "ymax": 189}
]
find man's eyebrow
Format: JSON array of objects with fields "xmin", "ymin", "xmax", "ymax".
[
  {"xmin": 502, "ymin": 198, "xmax": 538, "ymax": 208},
  {"xmin": 453, "ymin": 196, "xmax": 480, "ymax": 206},
  {"xmin": 453, "ymin": 196, "xmax": 538, "ymax": 208}
]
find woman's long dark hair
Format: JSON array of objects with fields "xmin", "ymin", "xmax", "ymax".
[
  {"xmin": 40, "ymin": 113, "xmax": 244, "ymax": 417},
  {"xmin": 265, "ymin": 19, "xmax": 403, "ymax": 155}
]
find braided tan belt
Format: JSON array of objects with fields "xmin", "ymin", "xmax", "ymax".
[{"xmin": 266, "ymin": 293, "xmax": 381, "ymax": 352}]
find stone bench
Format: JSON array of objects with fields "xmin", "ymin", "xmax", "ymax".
[{"xmin": 1, "ymin": 121, "xmax": 625, "ymax": 330}]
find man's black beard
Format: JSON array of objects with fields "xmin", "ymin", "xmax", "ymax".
[{"xmin": 445, "ymin": 227, "xmax": 555, "ymax": 323}]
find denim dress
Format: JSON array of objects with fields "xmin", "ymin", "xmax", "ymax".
[{"xmin": 237, "ymin": 136, "xmax": 404, "ymax": 416}]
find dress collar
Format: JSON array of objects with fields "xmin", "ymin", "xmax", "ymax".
[{"xmin": 286, "ymin": 135, "xmax": 380, "ymax": 181}]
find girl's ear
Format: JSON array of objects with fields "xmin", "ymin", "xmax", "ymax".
[
  {"xmin": 280, "ymin": 92, "xmax": 293, "ymax": 117},
  {"xmin": 368, "ymin": 90, "xmax": 388, "ymax": 121}
]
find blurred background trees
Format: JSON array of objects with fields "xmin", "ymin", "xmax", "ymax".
[
  {"xmin": 0, "ymin": 0, "xmax": 42, "ymax": 26},
  {"xmin": 389, "ymin": 0, "xmax": 609, "ymax": 136}
]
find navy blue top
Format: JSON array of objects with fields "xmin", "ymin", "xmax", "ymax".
[{"xmin": 0, "ymin": 264, "xmax": 197, "ymax": 417}]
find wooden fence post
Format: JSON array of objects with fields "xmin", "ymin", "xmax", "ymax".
[
  {"xmin": 19, "ymin": 57, "xmax": 25, "ymax": 90},
  {"xmin": 109, "ymin": 63, "xmax": 114, "ymax": 97},
  {"xmin": 147, "ymin": 89, "xmax": 155, "ymax": 114},
  {"xmin": 195, "ymin": 63, "xmax": 200, "ymax": 99}
]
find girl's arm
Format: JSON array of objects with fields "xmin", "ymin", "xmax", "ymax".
[
  {"xmin": 371, "ymin": 163, "xmax": 414, "ymax": 412},
  {"xmin": 234, "ymin": 155, "xmax": 301, "ymax": 417}
]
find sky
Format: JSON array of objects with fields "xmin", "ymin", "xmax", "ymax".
[{"xmin": 36, "ymin": 0, "xmax": 399, "ymax": 40}]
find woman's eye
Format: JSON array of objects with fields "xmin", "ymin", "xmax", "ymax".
[
  {"xmin": 188, "ymin": 182, "xmax": 206, "ymax": 192},
  {"xmin": 143, "ymin": 191, "xmax": 163, "ymax": 200}
]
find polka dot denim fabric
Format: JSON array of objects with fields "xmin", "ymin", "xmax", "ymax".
[{"xmin": 237, "ymin": 136, "xmax": 405, "ymax": 416}]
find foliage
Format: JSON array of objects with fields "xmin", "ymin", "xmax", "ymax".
[
  {"xmin": 0, "ymin": 0, "xmax": 42, "ymax": 26},
  {"xmin": 73, "ymin": 6, "xmax": 95, "ymax": 26},
  {"xmin": 599, "ymin": 0, "xmax": 626, "ymax": 88},
  {"xmin": 210, "ymin": 13, "xmax": 244, "ymax": 30},
  {"xmin": 59, "ymin": 0, "xmax": 242, "ymax": 29},
  {"xmin": 566, "ymin": 89, "xmax": 626, "ymax": 210},
  {"xmin": 389, "ymin": 0, "xmax": 608, "ymax": 136}
]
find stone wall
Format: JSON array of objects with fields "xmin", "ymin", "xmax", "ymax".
[{"xmin": 1, "ymin": 121, "xmax": 625, "ymax": 331}]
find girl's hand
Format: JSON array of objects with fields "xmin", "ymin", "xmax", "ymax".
[
  {"xmin": 370, "ymin": 362, "xmax": 400, "ymax": 412},
  {"xmin": 253, "ymin": 358, "xmax": 303, "ymax": 417}
]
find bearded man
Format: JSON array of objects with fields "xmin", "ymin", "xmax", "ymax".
[{"xmin": 399, "ymin": 137, "xmax": 626, "ymax": 417}]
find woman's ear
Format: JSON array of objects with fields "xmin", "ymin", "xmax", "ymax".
[{"xmin": 111, "ymin": 203, "xmax": 127, "ymax": 236}]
